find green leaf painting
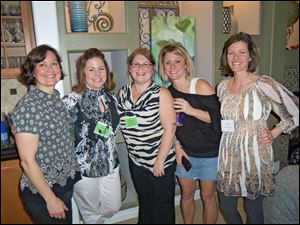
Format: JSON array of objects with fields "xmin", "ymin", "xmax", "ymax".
[{"xmin": 151, "ymin": 16, "xmax": 195, "ymax": 86}]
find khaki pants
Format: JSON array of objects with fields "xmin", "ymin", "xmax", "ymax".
[{"xmin": 73, "ymin": 166, "xmax": 121, "ymax": 224}]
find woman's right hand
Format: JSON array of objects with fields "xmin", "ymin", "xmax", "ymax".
[
  {"xmin": 46, "ymin": 196, "xmax": 68, "ymax": 220},
  {"xmin": 175, "ymin": 143, "xmax": 189, "ymax": 167}
]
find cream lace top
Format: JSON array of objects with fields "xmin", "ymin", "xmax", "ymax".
[{"xmin": 216, "ymin": 75, "xmax": 299, "ymax": 199}]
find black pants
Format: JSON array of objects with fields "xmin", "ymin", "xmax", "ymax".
[
  {"xmin": 20, "ymin": 187, "xmax": 73, "ymax": 224},
  {"xmin": 129, "ymin": 159, "xmax": 176, "ymax": 224},
  {"xmin": 218, "ymin": 192, "xmax": 264, "ymax": 224}
]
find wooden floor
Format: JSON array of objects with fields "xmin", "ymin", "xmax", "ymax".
[{"xmin": 116, "ymin": 197, "xmax": 247, "ymax": 224}]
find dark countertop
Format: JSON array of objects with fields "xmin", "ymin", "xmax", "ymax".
[{"xmin": 1, "ymin": 144, "xmax": 19, "ymax": 161}]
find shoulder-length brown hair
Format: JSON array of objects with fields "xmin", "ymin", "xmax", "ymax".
[
  {"xmin": 18, "ymin": 44, "xmax": 64, "ymax": 87},
  {"xmin": 72, "ymin": 48, "xmax": 115, "ymax": 93},
  {"xmin": 220, "ymin": 32, "xmax": 260, "ymax": 76},
  {"xmin": 158, "ymin": 44, "xmax": 194, "ymax": 83}
]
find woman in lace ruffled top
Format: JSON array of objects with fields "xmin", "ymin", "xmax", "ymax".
[{"xmin": 217, "ymin": 32, "xmax": 299, "ymax": 224}]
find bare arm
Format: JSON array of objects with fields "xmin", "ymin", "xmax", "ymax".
[
  {"xmin": 153, "ymin": 88, "xmax": 176, "ymax": 177},
  {"xmin": 15, "ymin": 133, "xmax": 68, "ymax": 219}
]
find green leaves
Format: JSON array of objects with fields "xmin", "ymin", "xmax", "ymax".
[{"xmin": 175, "ymin": 19, "xmax": 191, "ymax": 33}]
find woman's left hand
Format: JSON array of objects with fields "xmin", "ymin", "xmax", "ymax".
[
  {"xmin": 173, "ymin": 98, "xmax": 193, "ymax": 115},
  {"xmin": 258, "ymin": 128, "xmax": 274, "ymax": 144},
  {"xmin": 153, "ymin": 160, "xmax": 165, "ymax": 177}
]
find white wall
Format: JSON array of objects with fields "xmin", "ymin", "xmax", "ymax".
[
  {"xmin": 179, "ymin": 1, "xmax": 214, "ymax": 84},
  {"xmin": 32, "ymin": 1, "xmax": 64, "ymax": 97}
]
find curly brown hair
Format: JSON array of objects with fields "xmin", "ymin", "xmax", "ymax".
[{"xmin": 18, "ymin": 45, "xmax": 64, "ymax": 87}]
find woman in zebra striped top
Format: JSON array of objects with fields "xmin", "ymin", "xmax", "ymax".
[{"xmin": 117, "ymin": 48, "xmax": 177, "ymax": 224}]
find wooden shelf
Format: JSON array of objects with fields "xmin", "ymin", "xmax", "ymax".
[{"xmin": 1, "ymin": 1, "xmax": 36, "ymax": 79}]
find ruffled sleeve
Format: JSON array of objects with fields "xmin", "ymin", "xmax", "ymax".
[
  {"xmin": 257, "ymin": 75, "xmax": 299, "ymax": 133},
  {"xmin": 200, "ymin": 94, "xmax": 222, "ymax": 135}
]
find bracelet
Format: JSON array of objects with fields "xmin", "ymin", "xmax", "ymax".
[{"xmin": 175, "ymin": 140, "xmax": 181, "ymax": 146}]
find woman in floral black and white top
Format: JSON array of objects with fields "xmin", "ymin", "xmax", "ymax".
[{"xmin": 62, "ymin": 48, "xmax": 121, "ymax": 224}]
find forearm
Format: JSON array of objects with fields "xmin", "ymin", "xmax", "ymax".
[
  {"xmin": 156, "ymin": 126, "xmax": 176, "ymax": 164},
  {"xmin": 271, "ymin": 126, "xmax": 283, "ymax": 140},
  {"xmin": 20, "ymin": 159, "xmax": 56, "ymax": 202},
  {"xmin": 190, "ymin": 107, "xmax": 211, "ymax": 123}
]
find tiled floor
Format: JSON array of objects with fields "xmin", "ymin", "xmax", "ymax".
[{"xmin": 116, "ymin": 197, "xmax": 247, "ymax": 224}]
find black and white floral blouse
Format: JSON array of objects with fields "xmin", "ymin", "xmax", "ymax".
[{"xmin": 62, "ymin": 88, "xmax": 120, "ymax": 177}]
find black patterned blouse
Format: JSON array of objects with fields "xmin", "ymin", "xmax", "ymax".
[{"xmin": 62, "ymin": 88, "xmax": 120, "ymax": 177}]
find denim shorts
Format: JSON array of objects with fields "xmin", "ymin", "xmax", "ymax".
[{"xmin": 175, "ymin": 156, "xmax": 218, "ymax": 181}]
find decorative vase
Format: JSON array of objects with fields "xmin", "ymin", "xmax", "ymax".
[
  {"xmin": 223, "ymin": 5, "xmax": 238, "ymax": 34},
  {"xmin": 69, "ymin": 1, "xmax": 88, "ymax": 32},
  {"xmin": 223, "ymin": 7, "xmax": 231, "ymax": 34}
]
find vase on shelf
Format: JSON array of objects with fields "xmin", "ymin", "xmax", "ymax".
[
  {"xmin": 69, "ymin": 1, "xmax": 88, "ymax": 32},
  {"xmin": 229, "ymin": 5, "xmax": 238, "ymax": 34},
  {"xmin": 222, "ymin": 5, "xmax": 238, "ymax": 34}
]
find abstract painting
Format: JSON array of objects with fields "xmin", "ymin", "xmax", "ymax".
[{"xmin": 151, "ymin": 16, "xmax": 195, "ymax": 86}]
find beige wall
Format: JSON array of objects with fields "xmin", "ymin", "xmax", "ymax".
[
  {"xmin": 224, "ymin": 1, "xmax": 261, "ymax": 35},
  {"xmin": 180, "ymin": 1, "xmax": 214, "ymax": 85}
]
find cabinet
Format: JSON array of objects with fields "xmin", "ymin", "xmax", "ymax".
[
  {"xmin": 1, "ymin": 1, "xmax": 36, "ymax": 79},
  {"xmin": 1, "ymin": 159, "xmax": 34, "ymax": 224}
]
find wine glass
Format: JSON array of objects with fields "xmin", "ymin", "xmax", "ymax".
[{"xmin": 176, "ymin": 112, "xmax": 185, "ymax": 127}]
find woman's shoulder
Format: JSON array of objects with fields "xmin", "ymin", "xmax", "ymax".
[
  {"xmin": 62, "ymin": 91, "xmax": 81, "ymax": 108},
  {"xmin": 195, "ymin": 78, "xmax": 215, "ymax": 95},
  {"xmin": 105, "ymin": 90, "xmax": 118, "ymax": 101},
  {"xmin": 255, "ymin": 75, "xmax": 282, "ymax": 91},
  {"xmin": 117, "ymin": 84, "xmax": 130, "ymax": 97},
  {"xmin": 256, "ymin": 75, "xmax": 276, "ymax": 84},
  {"xmin": 217, "ymin": 78, "xmax": 230, "ymax": 87}
]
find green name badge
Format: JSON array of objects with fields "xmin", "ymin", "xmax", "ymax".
[
  {"xmin": 94, "ymin": 121, "xmax": 111, "ymax": 138},
  {"xmin": 124, "ymin": 116, "xmax": 138, "ymax": 128},
  {"xmin": 69, "ymin": 127, "xmax": 75, "ymax": 140}
]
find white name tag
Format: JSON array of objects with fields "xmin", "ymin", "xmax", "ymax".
[{"xmin": 221, "ymin": 120, "xmax": 235, "ymax": 132}]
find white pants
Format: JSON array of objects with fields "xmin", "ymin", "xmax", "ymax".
[{"xmin": 73, "ymin": 166, "xmax": 121, "ymax": 224}]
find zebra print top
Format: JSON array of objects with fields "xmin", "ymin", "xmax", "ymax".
[{"xmin": 117, "ymin": 82, "xmax": 175, "ymax": 172}]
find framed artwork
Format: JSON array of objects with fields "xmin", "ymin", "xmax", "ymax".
[
  {"xmin": 286, "ymin": 1, "xmax": 299, "ymax": 50},
  {"xmin": 151, "ymin": 16, "xmax": 195, "ymax": 86}
]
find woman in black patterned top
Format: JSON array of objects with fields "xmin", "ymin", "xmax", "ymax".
[
  {"xmin": 12, "ymin": 45, "xmax": 81, "ymax": 224},
  {"xmin": 117, "ymin": 48, "xmax": 177, "ymax": 224},
  {"xmin": 62, "ymin": 48, "xmax": 121, "ymax": 224}
]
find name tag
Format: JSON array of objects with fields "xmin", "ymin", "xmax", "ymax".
[
  {"xmin": 94, "ymin": 121, "xmax": 111, "ymax": 138},
  {"xmin": 221, "ymin": 120, "xmax": 235, "ymax": 132},
  {"xmin": 124, "ymin": 116, "xmax": 138, "ymax": 128}
]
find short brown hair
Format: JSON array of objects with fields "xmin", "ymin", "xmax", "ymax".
[
  {"xmin": 72, "ymin": 48, "xmax": 115, "ymax": 93},
  {"xmin": 158, "ymin": 44, "xmax": 194, "ymax": 83},
  {"xmin": 220, "ymin": 32, "xmax": 259, "ymax": 76},
  {"xmin": 18, "ymin": 44, "xmax": 64, "ymax": 87},
  {"xmin": 127, "ymin": 47, "xmax": 156, "ymax": 66}
]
